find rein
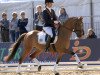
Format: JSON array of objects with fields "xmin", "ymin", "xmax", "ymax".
[
  {"xmin": 62, "ymin": 25, "xmax": 82, "ymax": 33},
  {"xmin": 62, "ymin": 26, "xmax": 73, "ymax": 32},
  {"xmin": 62, "ymin": 19, "xmax": 82, "ymax": 32}
]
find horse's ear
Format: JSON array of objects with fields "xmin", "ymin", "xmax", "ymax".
[{"xmin": 79, "ymin": 16, "xmax": 83, "ymax": 20}]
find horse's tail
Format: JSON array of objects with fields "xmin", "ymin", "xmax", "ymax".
[{"xmin": 6, "ymin": 33, "xmax": 26, "ymax": 62}]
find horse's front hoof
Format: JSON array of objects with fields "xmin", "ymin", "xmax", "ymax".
[
  {"xmin": 55, "ymin": 72, "xmax": 60, "ymax": 75},
  {"xmin": 78, "ymin": 62, "xmax": 84, "ymax": 69},
  {"xmin": 38, "ymin": 66, "xmax": 41, "ymax": 71}
]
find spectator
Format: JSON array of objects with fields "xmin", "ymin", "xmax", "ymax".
[
  {"xmin": 59, "ymin": 7, "xmax": 69, "ymax": 25},
  {"xmin": 34, "ymin": 5, "xmax": 44, "ymax": 31},
  {"xmin": 86, "ymin": 28, "xmax": 97, "ymax": 39},
  {"xmin": 9, "ymin": 12, "xmax": 19, "ymax": 42},
  {"xmin": 0, "ymin": 12, "xmax": 9, "ymax": 42},
  {"xmin": 18, "ymin": 11, "xmax": 28, "ymax": 35}
]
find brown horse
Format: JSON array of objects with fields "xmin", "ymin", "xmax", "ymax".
[{"xmin": 4, "ymin": 17, "xmax": 84, "ymax": 75}]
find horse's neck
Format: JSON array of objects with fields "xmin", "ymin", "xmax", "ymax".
[{"xmin": 58, "ymin": 26, "xmax": 72, "ymax": 38}]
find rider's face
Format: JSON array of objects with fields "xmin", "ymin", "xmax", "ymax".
[{"xmin": 46, "ymin": 2, "xmax": 53, "ymax": 8}]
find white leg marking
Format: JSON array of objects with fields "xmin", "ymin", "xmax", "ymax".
[
  {"xmin": 16, "ymin": 64, "xmax": 21, "ymax": 73},
  {"xmin": 53, "ymin": 64, "xmax": 58, "ymax": 74},
  {"xmin": 74, "ymin": 53, "xmax": 81, "ymax": 63},
  {"xmin": 33, "ymin": 58, "xmax": 40, "ymax": 67}
]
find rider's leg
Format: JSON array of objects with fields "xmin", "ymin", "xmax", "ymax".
[
  {"xmin": 45, "ymin": 35, "xmax": 51, "ymax": 52},
  {"xmin": 43, "ymin": 27, "xmax": 53, "ymax": 52},
  {"xmin": 51, "ymin": 28, "xmax": 57, "ymax": 52}
]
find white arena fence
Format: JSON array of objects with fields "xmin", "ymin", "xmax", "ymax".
[{"xmin": 0, "ymin": 61, "xmax": 100, "ymax": 73}]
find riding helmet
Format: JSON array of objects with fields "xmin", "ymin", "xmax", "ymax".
[{"xmin": 45, "ymin": 0, "xmax": 54, "ymax": 4}]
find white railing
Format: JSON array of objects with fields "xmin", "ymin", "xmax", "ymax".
[{"xmin": 0, "ymin": 61, "xmax": 100, "ymax": 73}]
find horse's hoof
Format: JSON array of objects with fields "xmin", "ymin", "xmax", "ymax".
[
  {"xmin": 38, "ymin": 66, "xmax": 41, "ymax": 71},
  {"xmin": 78, "ymin": 65, "xmax": 83, "ymax": 68},
  {"xmin": 78, "ymin": 62, "xmax": 84, "ymax": 69},
  {"xmin": 55, "ymin": 72, "xmax": 60, "ymax": 75},
  {"xmin": 16, "ymin": 70, "xmax": 21, "ymax": 74},
  {"xmin": 17, "ymin": 72, "xmax": 21, "ymax": 75}
]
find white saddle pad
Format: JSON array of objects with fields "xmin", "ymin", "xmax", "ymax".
[{"xmin": 37, "ymin": 31, "xmax": 58, "ymax": 45}]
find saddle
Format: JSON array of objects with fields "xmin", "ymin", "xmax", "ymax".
[
  {"xmin": 37, "ymin": 30, "xmax": 58, "ymax": 45},
  {"xmin": 37, "ymin": 23, "xmax": 60, "ymax": 52}
]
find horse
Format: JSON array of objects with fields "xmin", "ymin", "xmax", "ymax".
[{"xmin": 4, "ymin": 17, "xmax": 84, "ymax": 75}]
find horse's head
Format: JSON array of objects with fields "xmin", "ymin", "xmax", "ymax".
[
  {"xmin": 63, "ymin": 17, "xmax": 84, "ymax": 38},
  {"xmin": 73, "ymin": 17, "xmax": 84, "ymax": 38}
]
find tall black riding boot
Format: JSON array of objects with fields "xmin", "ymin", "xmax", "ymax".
[{"xmin": 45, "ymin": 36, "xmax": 51, "ymax": 52}]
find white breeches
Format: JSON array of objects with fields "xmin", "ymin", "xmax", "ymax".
[{"xmin": 43, "ymin": 27, "xmax": 53, "ymax": 38}]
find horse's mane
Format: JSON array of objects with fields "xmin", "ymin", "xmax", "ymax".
[{"xmin": 64, "ymin": 17, "xmax": 78, "ymax": 25}]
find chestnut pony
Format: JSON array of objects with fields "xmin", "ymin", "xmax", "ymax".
[{"xmin": 4, "ymin": 17, "xmax": 84, "ymax": 75}]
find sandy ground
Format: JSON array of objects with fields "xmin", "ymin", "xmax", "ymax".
[
  {"xmin": 0, "ymin": 71, "xmax": 100, "ymax": 75},
  {"xmin": 0, "ymin": 65, "xmax": 100, "ymax": 75}
]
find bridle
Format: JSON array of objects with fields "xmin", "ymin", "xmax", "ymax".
[{"xmin": 62, "ymin": 19, "xmax": 82, "ymax": 33}]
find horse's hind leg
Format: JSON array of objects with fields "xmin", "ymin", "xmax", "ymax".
[
  {"xmin": 30, "ymin": 50, "xmax": 42, "ymax": 71},
  {"xmin": 19, "ymin": 46, "xmax": 33, "ymax": 64},
  {"xmin": 17, "ymin": 44, "xmax": 33, "ymax": 73}
]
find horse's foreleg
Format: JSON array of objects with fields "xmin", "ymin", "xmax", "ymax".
[
  {"xmin": 54, "ymin": 53, "xmax": 63, "ymax": 75},
  {"xmin": 69, "ymin": 51, "xmax": 80, "ymax": 63},
  {"xmin": 69, "ymin": 51, "xmax": 83, "ymax": 68}
]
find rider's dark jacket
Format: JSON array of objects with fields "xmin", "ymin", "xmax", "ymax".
[{"xmin": 43, "ymin": 8, "xmax": 57, "ymax": 27}]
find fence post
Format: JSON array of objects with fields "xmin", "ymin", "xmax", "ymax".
[{"xmin": 90, "ymin": 0, "xmax": 94, "ymax": 29}]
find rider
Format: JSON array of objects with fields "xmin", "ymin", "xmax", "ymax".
[{"xmin": 43, "ymin": 0, "xmax": 58, "ymax": 52}]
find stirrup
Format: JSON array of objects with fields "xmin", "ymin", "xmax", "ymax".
[{"xmin": 45, "ymin": 48, "xmax": 49, "ymax": 52}]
